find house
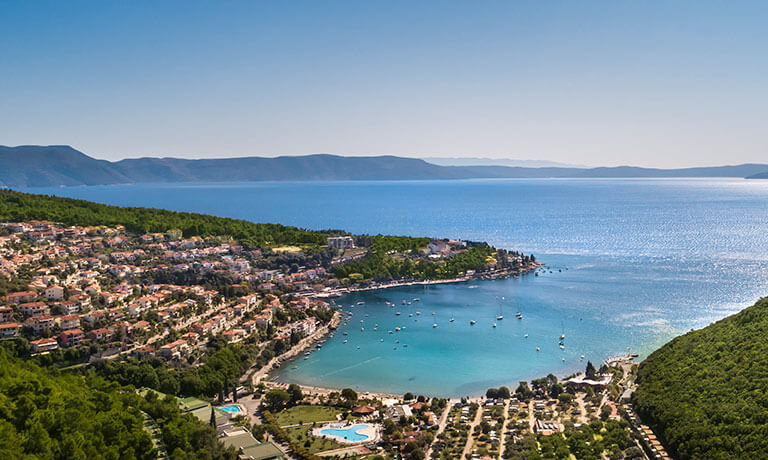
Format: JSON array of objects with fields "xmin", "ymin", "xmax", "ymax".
[
  {"xmin": 58, "ymin": 301, "xmax": 81, "ymax": 315},
  {"xmin": 6, "ymin": 291, "xmax": 36, "ymax": 304},
  {"xmin": 0, "ymin": 323, "xmax": 20, "ymax": 338},
  {"xmin": 57, "ymin": 314, "xmax": 81, "ymax": 331},
  {"xmin": 0, "ymin": 306, "xmax": 14, "ymax": 323},
  {"xmin": 253, "ymin": 310, "xmax": 273, "ymax": 327},
  {"xmin": 30, "ymin": 337, "xmax": 59, "ymax": 352},
  {"xmin": 26, "ymin": 315, "xmax": 55, "ymax": 334},
  {"xmin": 327, "ymin": 236, "xmax": 355, "ymax": 250},
  {"xmin": 44, "ymin": 285, "xmax": 65, "ymax": 301},
  {"xmin": 352, "ymin": 405, "xmax": 377, "ymax": 416},
  {"xmin": 19, "ymin": 302, "xmax": 50, "ymax": 318},
  {"xmin": 87, "ymin": 328, "xmax": 112, "ymax": 341},
  {"xmin": 60, "ymin": 329, "xmax": 85, "ymax": 346},
  {"xmin": 84, "ymin": 310, "xmax": 106, "ymax": 324},
  {"xmin": 223, "ymin": 328, "xmax": 247, "ymax": 343},
  {"xmin": 159, "ymin": 339, "xmax": 189, "ymax": 360},
  {"xmin": 132, "ymin": 346, "xmax": 155, "ymax": 359},
  {"xmin": 535, "ymin": 419, "xmax": 559, "ymax": 436}
]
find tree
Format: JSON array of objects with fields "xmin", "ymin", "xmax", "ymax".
[
  {"xmin": 585, "ymin": 361, "xmax": 597, "ymax": 380},
  {"xmin": 210, "ymin": 407, "xmax": 217, "ymax": 427},
  {"xmin": 287, "ymin": 384, "xmax": 303, "ymax": 405},
  {"xmin": 341, "ymin": 388, "xmax": 357, "ymax": 402},
  {"xmin": 264, "ymin": 389, "xmax": 291, "ymax": 410}
]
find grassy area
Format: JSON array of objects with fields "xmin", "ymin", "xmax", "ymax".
[
  {"xmin": 284, "ymin": 425, "xmax": 343, "ymax": 454},
  {"xmin": 273, "ymin": 404, "xmax": 345, "ymax": 426}
]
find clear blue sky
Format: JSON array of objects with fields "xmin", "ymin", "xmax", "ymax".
[{"xmin": 2, "ymin": 1, "xmax": 766, "ymax": 167}]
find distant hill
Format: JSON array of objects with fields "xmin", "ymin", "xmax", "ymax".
[
  {"xmin": 746, "ymin": 171, "xmax": 768, "ymax": 179},
  {"xmin": 1, "ymin": 145, "xmax": 767, "ymax": 187},
  {"xmin": 634, "ymin": 297, "xmax": 768, "ymax": 460}
]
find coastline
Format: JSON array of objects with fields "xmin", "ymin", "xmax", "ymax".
[
  {"xmin": 260, "ymin": 262, "xmax": 543, "ymax": 398},
  {"xmin": 310, "ymin": 262, "xmax": 542, "ymax": 299}
]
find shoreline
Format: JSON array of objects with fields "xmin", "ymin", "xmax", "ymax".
[
  {"xmin": 260, "ymin": 262, "xmax": 549, "ymax": 398},
  {"xmin": 264, "ymin": 354, "xmax": 639, "ymax": 401},
  {"xmin": 310, "ymin": 262, "xmax": 542, "ymax": 299}
]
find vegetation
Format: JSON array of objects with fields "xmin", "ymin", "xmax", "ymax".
[
  {"xmin": 634, "ymin": 297, "xmax": 768, "ymax": 460},
  {"xmin": 334, "ymin": 240, "xmax": 497, "ymax": 281},
  {"xmin": 0, "ymin": 348, "xmax": 155, "ymax": 459},
  {"xmin": 0, "ymin": 189, "xmax": 328, "ymax": 248}
]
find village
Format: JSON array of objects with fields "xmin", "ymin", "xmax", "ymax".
[{"xmin": 0, "ymin": 220, "xmax": 668, "ymax": 460}]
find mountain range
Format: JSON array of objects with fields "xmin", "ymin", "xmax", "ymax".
[{"xmin": 2, "ymin": 145, "xmax": 767, "ymax": 187}]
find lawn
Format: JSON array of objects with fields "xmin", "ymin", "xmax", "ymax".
[
  {"xmin": 284, "ymin": 425, "xmax": 344, "ymax": 454},
  {"xmin": 273, "ymin": 404, "xmax": 345, "ymax": 426}
]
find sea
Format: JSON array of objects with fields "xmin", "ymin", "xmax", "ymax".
[{"xmin": 24, "ymin": 178, "xmax": 768, "ymax": 396}]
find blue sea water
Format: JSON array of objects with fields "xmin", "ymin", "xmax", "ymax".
[{"xmin": 24, "ymin": 179, "xmax": 768, "ymax": 396}]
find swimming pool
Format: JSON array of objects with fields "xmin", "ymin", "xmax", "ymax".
[
  {"xmin": 318, "ymin": 424, "xmax": 373, "ymax": 442},
  {"xmin": 219, "ymin": 405, "xmax": 243, "ymax": 413}
]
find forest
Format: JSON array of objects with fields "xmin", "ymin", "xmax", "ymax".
[
  {"xmin": 0, "ymin": 189, "xmax": 329, "ymax": 248},
  {"xmin": 633, "ymin": 296, "xmax": 768, "ymax": 460},
  {"xmin": 0, "ymin": 347, "xmax": 233, "ymax": 459}
]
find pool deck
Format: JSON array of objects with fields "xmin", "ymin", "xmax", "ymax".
[{"xmin": 311, "ymin": 423, "xmax": 380, "ymax": 445}]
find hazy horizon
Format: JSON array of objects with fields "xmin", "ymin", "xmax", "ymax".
[{"xmin": 3, "ymin": 1, "xmax": 767, "ymax": 168}]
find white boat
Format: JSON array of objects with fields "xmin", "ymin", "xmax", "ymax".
[
  {"xmin": 395, "ymin": 327, "xmax": 401, "ymax": 331},
  {"xmin": 536, "ymin": 347, "xmax": 540, "ymax": 351},
  {"xmin": 432, "ymin": 323, "xmax": 438, "ymax": 328},
  {"xmin": 361, "ymin": 327, "xmax": 364, "ymax": 331},
  {"xmin": 357, "ymin": 301, "xmax": 365, "ymax": 305},
  {"xmin": 395, "ymin": 312, "xmax": 401, "ymax": 316},
  {"xmin": 470, "ymin": 320, "xmax": 476, "ymax": 325},
  {"xmin": 449, "ymin": 317, "xmax": 455, "ymax": 322},
  {"xmin": 497, "ymin": 315, "xmax": 503, "ymax": 320},
  {"xmin": 524, "ymin": 334, "xmax": 529, "ymax": 338},
  {"xmin": 343, "ymin": 340, "xmax": 347, "ymax": 343},
  {"xmin": 416, "ymin": 312, "xmax": 421, "ymax": 316},
  {"xmin": 493, "ymin": 323, "xmax": 497, "ymax": 328},
  {"xmin": 560, "ymin": 333, "xmax": 565, "ymax": 340}
]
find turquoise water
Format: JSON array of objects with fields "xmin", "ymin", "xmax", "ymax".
[
  {"xmin": 219, "ymin": 405, "xmax": 242, "ymax": 413},
  {"xmin": 23, "ymin": 179, "xmax": 768, "ymax": 396},
  {"xmin": 319, "ymin": 424, "xmax": 371, "ymax": 442}
]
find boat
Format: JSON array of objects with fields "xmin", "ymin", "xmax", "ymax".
[
  {"xmin": 402, "ymin": 300, "xmax": 406, "ymax": 305},
  {"xmin": 395, "ymin": 340, "xmax": 399, "ymax": 343},
  {"xmin": 416, "ymin": 311, "xmax": 421, "ymax": 316},
  {"xmin": 360, "ymin": 319, "xmax": 364, "ymax": 323},
  {"xmin": 304, "ymin": 357, "xmax": 308, "ymax": 360},
  {"xmin": 536, "ymin": 347, "xmax": 540, "ymax": 351},
  {"xmin": 431, "ymin": 312, "xmax": 436, "ymax": 315},
  {"xmin": 343, "ymin": 332, "xmax": 348, "ymax": 336},
  {"xmin": 373, "ymin": 327, "xmax": 377, "ymax": 331},
  {"xmin": 432, "ymin": 323, "xmax": 438, "ymax": 328},
  {"xmin": 524, "ymin": 333, "xmax": 529, "ymax": 338},
  {"xmin": 497, "ymin": 315, "xmax": 503, "ymax": 320},
  {"xmin": 395, "ymin": 327, "xmax": 401, "ymax": 331},
  {"xmin": 381, "ymin": 339, "xmax": 384, "ymax": 342},
  {"xmin": 393, "ymin": 346, "xmax": 397, "ymax": 350},
  {"xmin": 409, "ymin": 313, "xmax": 413, "ymax": 317},
  {"xmin": 343, "ymin": 340, "xmax": 347, "ymax": 343},
  {"xmin": 493, "ymin": 323, "xmax": 497, "ymax": 328},
  {"xmin": 403, "ymin": 344, "xmax": 408, "ymax": 347},
  {"xmin": 292, "ymin": 366, "xmax": 298, "ymax": 369},
  {"xmin": 357, "ymin": 346, "xmax": 360, "ymax": 349},
  {"xmin": 560, "ymin": 333, "xmax": 565, "ymax": 340},
  {"xmin": 388, "ymin": 330, "xmax": 393, "ymax": 334},
  {"xmin": 361, "ymin": 327, "xmax": 364, "ymax": 331},
  {"xmin": 470, "ymin": 320, "xmax": 476, "ymax": 325},
  {"xmin": 559, "ymin": 345, "xmax": 565, "ymax": 349},
  {"xmin": 449, "ymin": 317, "xmax": 455, "ymax": 322},
  {"xmin": 395, "ymin": 312, "xmax": 401, "ymax": 316},
  {"xmin": 357, "ymin": 301, "xmax": 365, "ymax": 305},
  {"xmin": 413, "ymin": 298, "xmax": 420, "ymax": 302}
]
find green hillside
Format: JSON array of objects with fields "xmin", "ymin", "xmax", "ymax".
[
  {"xmin": 0, "ymin": 189, "xmax": 329, "ymax": 248},
  {"xmin": 0, "ymin": 347, "xmax": 155, "ymax": 459},
  {"xmin": 633, "ymin": 297, "xmax": 768, "ymax": 460}
]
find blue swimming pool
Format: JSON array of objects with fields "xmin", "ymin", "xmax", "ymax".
[
  {"xmin": 319, "ymin": 424, "xmax": 371, "ymax": 442},
  {"xmin": 219, "ymin": 405, "xmax": 243, "ymax": 413}
]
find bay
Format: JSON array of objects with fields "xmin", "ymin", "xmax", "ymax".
[{"xmin": 24, "ymin": 178, "xmax": 768, "ymax": 396}]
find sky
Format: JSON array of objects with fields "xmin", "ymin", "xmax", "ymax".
[{"xmin": 1, "ymin": 1, "xmax": 767, "ymax": 168}]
